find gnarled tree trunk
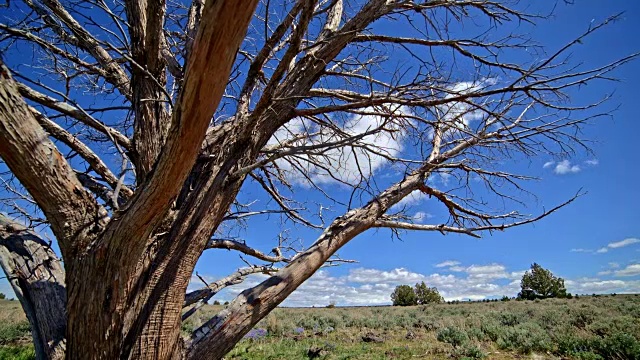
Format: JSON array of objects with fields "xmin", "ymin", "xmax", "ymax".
[
  {"xmin": 0, "ymin": 215, "xmax": 66, "ymax": 360},
  {"xmin": 0, "ymin": 0, "xmax": 629, "ymax": 359}
]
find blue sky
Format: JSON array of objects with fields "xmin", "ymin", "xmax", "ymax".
[{"xmin": 2, "ymin": 1, "xmax": 640, "ymax": 306}]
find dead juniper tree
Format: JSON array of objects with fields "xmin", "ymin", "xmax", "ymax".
[{"xmin": 0, "ymin": 0, "xmax": 635, "ymax": 358}]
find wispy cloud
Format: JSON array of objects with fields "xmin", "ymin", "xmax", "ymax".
[
  {"xmin": 571, "ymin": 248, "xmax": 593, "ymax": 253},
  {"xmin": 597, "ymin": 238, "xmax": 640, "ymax": 253},
  {"xmin": 543, "ymin": 160, "xmax": 555, "ymax": 169},
  {"xmin": 554, "ymin": 160, "xmax": 581, "ymax": 175},
  {"xmin": 615, "ymin": 264, "xmax": 640, "ymax": 277},
  {"xmin": 412, "ymin": 211, "xmax": 433, "ymax": 223},
  {"xmin": 435, "ymin": 260, "xmax": 460, "ymax": 268},
  {"xmin": 267, "ymin": 106, "xmax": 412, "ymax": 186},
  {"xmin": 609, "ymin": 238, "xmax": 640, "ymax": 249},
  {"xmin": 585, "ymin": 159, "xmax": 599, "ymax": 166},
  {"xmin": 571, "ymin": 238, "xmax": 639, "ymax": 255}
]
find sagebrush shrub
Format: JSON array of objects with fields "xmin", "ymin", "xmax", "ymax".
[{"xmin": 437, "ymin": 327, "xmax": 468, "ymax": 348}]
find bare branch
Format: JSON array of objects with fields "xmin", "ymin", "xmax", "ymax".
[
  {"xmin": 39, "ymin": 0, "xmax": 132, "ymax": 97},
  {"xmin": 17, "ymin": 82, "xmax": 132, "ymax": 151},
  {"xmin": 206, "ymin": 239, "xmax": 286, "ymax": 264},
  {"xmin": 30, "ymin": 106, "xmax": 133, "ymax": 198},
  {"xmin": 0, "ymin": 60, "xmax": 108, "ymax": 257}
]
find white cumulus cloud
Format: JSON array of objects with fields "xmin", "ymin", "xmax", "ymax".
[
  {"xmin": 193, "ymin": 261, "xmax": 640, "ymax": 307},
  {"xmin": 267, "ymin": 105, "xmax": 412, "ymax": 186},
  {"xmin": 554, "ymin": 160, "xmax": 581, "ymax": 175},
  {"xmin": 615, "ymin": 264, "xmax": 640, "ymax": 277}
]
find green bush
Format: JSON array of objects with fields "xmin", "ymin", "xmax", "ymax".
[
  {"xmin": 497, "ymin": 322, "xmax": 552, "ymax": 354},
  {"xmin": 0, "ymin": 345, "xmax": 36, "ymax": 360},
  {"xmin": 437, "ymin": 327, "xmax": 468, "ymax": 348},
  {"xmin": 455, "ymin": 344, "xmax": 486, "ymax": 359},
  {"xmin": 556, "ymin": 333, "xmax": 594, "ymax": 355},
  {"xmin": 0, "ymin": 322, "xmax": 31, "ymax": 344},
  {"xmin": 498, "ymin": 312, "xmax": 520, "ymax": 327},
  {"xmin": 594, "ymin": 333, "xmax": 640, "ymax": 360},
  {"xmin": 480, "ymin": 320, "xmax": 504, "ymax": 342},
  {"xmin": 587, "ymin": 316, "xmax": 638, "ymax": 338},
  {"xmin": 570, "ymin": 307, "xmax": 597, "ymax": 329},
  {"xmin": 465, "ymin": 327, "xmax": 486, "ymax": 342},
  {"xmin": 574, "ymin": 352, "xmax": 604, "ymax": 360}
]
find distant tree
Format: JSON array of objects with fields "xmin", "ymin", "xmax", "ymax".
[
  {"xmin": 0, "ymin": 292, "xmax": 5, "ymax": 300},
  {"xmin": 414, "ymin": 282, "xmax": 443, "ymax": 304},
  {"xmin": 213, "ymin": 300, "xmax": 221, "ymax": 305},
  {"xmin": 518, "ymin": 263, "xmax": 567, "ymax": 300},
  {"xmin": 391, "ymin": 285, "xmax": 418, "ymax": 306}
]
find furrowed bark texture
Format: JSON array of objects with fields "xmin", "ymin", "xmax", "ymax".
[
  {"xmin": 0, "ymin": 61, "xmax": 108, "ymax": 261},
  {"xmin": 59, "ymin": 1, "xmax": 260, "ymax": 358},
  {"xmin": 126, "ymin": 0, "xmax": 171, "ymax": 182},
  {"xmin": 0, "ymin": 215, "xmax": 66, "ymax": 360}
]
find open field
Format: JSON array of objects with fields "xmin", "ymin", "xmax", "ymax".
[{"xmin": 2, "ymin": 294, "xmax": 640, "ymax": 359}]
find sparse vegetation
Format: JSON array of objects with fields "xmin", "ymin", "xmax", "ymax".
[
  {"xmin": 157, "ymin": 294, "xmax": 640, "ymax": 359},
  {"xmin": 3, "ymin": 295, "xmax": 640, "ymax": 359}
]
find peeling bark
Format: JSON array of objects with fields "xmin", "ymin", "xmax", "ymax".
[{"xmin": 0, "ymin": 215, "xmax": 66, "ymax": 360}]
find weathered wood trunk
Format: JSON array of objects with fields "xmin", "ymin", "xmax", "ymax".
[
  {"xmin": 0, "ymin": 0, "xmax": 406, "ymax": 358},
  {"xmin": 0, "ymin": 215, "xmax": 67, "ymax": 360}
]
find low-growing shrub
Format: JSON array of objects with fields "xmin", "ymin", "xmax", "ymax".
[
  {"xmin": 498, "ymin": 312, "xmax": 520, "ymax": 327},
  {"xmin": 456, "ymin": 344, "xmax": 486, "ymax": 359},
  {"xmin": 0, "ymin": 321, "xmax": 31, "ymax": 344},
  {"xmin": 574, "ymin": 351, "xmax": 604, "ymax": 360},
  {"xmin": 570, "ymin": 307, "xmax": 597, "ymax": 329},
  {"xmin": 0, "ymin": 345, "xmax": 35, "ymax": 360},
  {"xmin": 593, "ymin": 332, "xmax": 640, "ymax": 359},
  {"xmin": 497, "ymin": 322, "xmax": 552, "ymax": 354},
  {"xmin": 465, "ymin": 327, "xmax": 486, "ymax": 342},
  {"xmin": 555, "ymin": 333, "xmax": 594, "ymax": 355},
  {"xmin": 437, "ymin": 326, "xmax": 468, "ymax": 348}
]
